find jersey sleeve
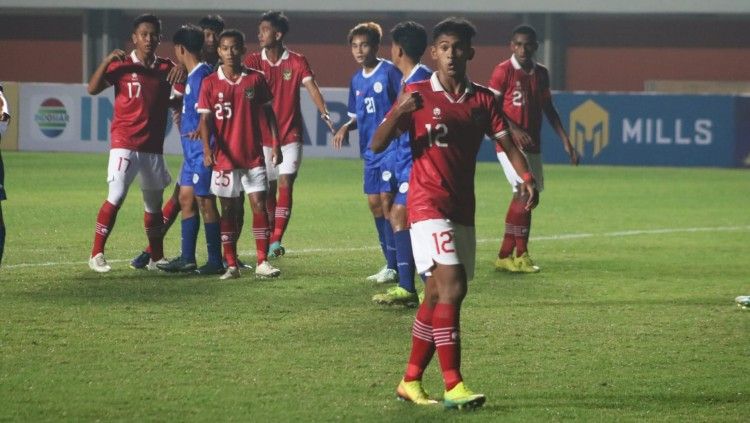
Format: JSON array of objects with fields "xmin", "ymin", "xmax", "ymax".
[
  {"xmin": 103, "ymin": 61, "xmax": 120, "ymax": 86},
  {"xmin": 298, "ymin": 55, "xmax": 314, "ymax": 84},
  {"xmin": 347, "ymin": 79, "xmax": 356, "ymax": 119},
  {"xmin": 486, "ymin": 93, "xmax": 509, "ymax": 141},
  {"xmin": 487, "ymin": 64, "xmax": 508, "ymax": 97},
  {"xmin": 196, "ymin": 78, "xmax": 212, "ymax": 114}
]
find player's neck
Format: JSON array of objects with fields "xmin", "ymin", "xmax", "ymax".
[
  {"xmin": 361, "ymin": 57, "xmax": 379, "ymax": 73},
  {"xmin": 265, "ymin": 45, "xmax": 285, "ymax": 62},
  {"xmin": 183, "ymin": 56, "xmax": 200, "ymax": 73},
  {"xmin": 222, "ymin": 64, "xmax": 243, "ymax": 81},
  {"xmin": 135, "ymin": 50, "xmax": 156, "ymax": 67},
  {"xmin": 436, "ymin": 71, "xmax": 467, "ymax": 95},
  {"xmin": 398, "ymin": 60, "xmax": 418, "ymax": 80}
]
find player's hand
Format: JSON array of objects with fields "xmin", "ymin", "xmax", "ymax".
[
  {"xmin": 332, "ymin": 125, "xmax": 349, "ymax": 150},
  {"xmin": 106, "ymin": 49, "xmax": 127, "ymax": 63},
  {"xmin": 510, "ymin": 127, "xmax": 533, "ymax": 150},
  {"xmin": 203, "ymin": 149, "xmax": 215, "ymax": 167},
  {"xmin": 183, "ymin": 130, "xmax": 200, "ymax": 140},
  {"xmin": 167, "ymin": 65, "xmax": 187, "ymax": 85},
  {"xmin": 0, "ymin": 95, "xmax": 4, "ymax": 112},
  {"xmin": 321, "ymin": 112, "xmax": 335, "ymax": 134},
  {"xmin": 564, "ymin": 141, "xmax": 580, "ymax": 166},
  {"xmin": 396, "ymin": 91, "xmax": 422, "ymax": 115},
  {"xmin": 520, "ymin": 182, "xmax": 538, "ymax": 210},
  {"xmin": 272, "ymin": 145, "xmax": 283, "ymax": 166}
]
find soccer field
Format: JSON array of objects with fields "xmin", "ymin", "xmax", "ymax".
[{"xmin": 1, "ymin": 151, "xmax": 748, "ymax": 421}]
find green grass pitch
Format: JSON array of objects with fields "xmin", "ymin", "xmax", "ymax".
[{"xmin": 1, "ymin": 151, "xmax": 748, "ymax": 421}]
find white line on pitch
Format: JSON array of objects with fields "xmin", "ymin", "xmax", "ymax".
[{"xmin": 3, "ymin": 225, "xmax": 749, "ymax": 270}]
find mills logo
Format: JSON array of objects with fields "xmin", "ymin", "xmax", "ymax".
[
  {"xmin": 569, "ymin": 99, "xmax": 608, "ymax": 157},
  {"xmin": 35, "ymin": 98, "xmax": 69, "ymax": 138}
]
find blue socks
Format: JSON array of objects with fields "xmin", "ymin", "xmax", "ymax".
[
  {"xmin": 181, "ymin": 215, "xmax": 199, "ymax": 263},
  {"xmin": 0, "ymin": 225, "xmax": 5, "ymax": 266},
  {"xmin": 394, "ymin": 229, "xmax": 415, "ymax": 293},
  {"xmin": 383, "ymin": 219, "xmax": 397, "ymax": 271},
  {"xmin": 374, "ymin": 216, "xmax": 388, "ymax": 264},
  {"xmin": 204, "ymin": 221, "xmax": 222, "ymax": 266}
]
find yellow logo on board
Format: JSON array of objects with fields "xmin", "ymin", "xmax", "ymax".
[{"xmin": 569, "ymin": 99, "xmax": 609, "ymax": 157}]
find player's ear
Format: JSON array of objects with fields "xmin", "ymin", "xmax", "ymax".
[
  {"xmin": 467, "ymin": 47, "xmax": 475, "ymax": 61},
  {"xmin": 430, "ymin": 45, "xmax": 438, "ymax": 61}
]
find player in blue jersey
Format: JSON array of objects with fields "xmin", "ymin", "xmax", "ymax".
[
  {"xmin": 372, "ymin": 21, "xmax": 432, "ymax": 306},
  {"xmin": 333, "ymin": 22, "xmax": 402, "ymax": 283},
  {"xmin": 157, "ymin": 25, "xmax": 224, "ymax": 274},
  {"xmin": 0, "ymin": 82, "xmax": 10, "ymax": 266}
]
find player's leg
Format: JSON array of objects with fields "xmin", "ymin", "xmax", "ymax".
[
  {"xmin": 131, "ymin": 182, "xmax": 181, "ymax": 269},
  {"xmin": 193, "ymin": 164, "xmax": 223, "ymax": 275},
  {"xmin": 0, "ymin": 151, "xmax": 6, "ymax": 266},
  {"xmin": 89, "ymin": 148, "xmax": 138, "ymax": 272},
  {"xmin": 269, "ymin": 141, "xmax": 302, "ymax": 258},
  {"xmin": 212, "ymin": 170, "xmax": 242, "ymax": 279},
  {"xmin": 378, "ymin": 165, "xmax": 398, "ymax": 282},
  {"xmin": 372, "ymin": 197, "xmax": 418, "ymax": 306},
  {"xmin": 263, "ymin": 145, "xmax": 278, "ymax": 237},
  {"xmin": 513, "ymin": 154, "xmax": 543, "ymax": 272},
  {"xmin": 241, "ymin": 167, "xmax": 279, "ymax": 278},
  {"xmin": 139, "ymin": 152, "xmax": 173, "ymax": 269},
  {"xmin": 495, "ymin": 152, "xmax": 527, "ymax": 272},
  {"xmin": 364, "ymin": 165, "xmax": 391, "ymax": 281},
  {"xmin": 158, "ymin": 184, "xmax": 199, "ymax": 272}
]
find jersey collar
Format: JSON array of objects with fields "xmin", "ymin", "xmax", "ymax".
[
  {"xmin": 130, "ymin": 50, "xmax": 159, "ymax": 68},
  {"xmin": 217, "ymin": 66, "xmax": 247, "ymax": 85},
  {"xmin": 361, "ymin": 59, "xmax": 384, "ymax": 78},
  {"xmin": 401, "ymin": 63, "xmax": 427, "ymax": 84},
  {"xmin": 261, "ymin": 48, "xmax": 289, "ymax": 66},
  {"xmin": 429, "ymin": 72, "xmax": 474, "ymax": 104},
  {"xmin": 511, "ymin": 54, "xmax": 536, "ymax": 75},
  {"xmin": 187, "ymin": 62, "xmax": 209, "ymax": 78}
]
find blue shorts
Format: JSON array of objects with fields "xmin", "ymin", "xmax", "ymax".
[
  {"xmin": 179, "ymin": 158, "xmax": 213, "ymax": 197},
  {"xmin": 394, "ymin": 180, "xmax": 409, "ymax": 206},
  {"xmin": 0, "ymin": 152, "xmax": 6, "ymax": 201},
  {"xmin": 363, "ymin": 162, "xmax": 397, "ymax": 195}
]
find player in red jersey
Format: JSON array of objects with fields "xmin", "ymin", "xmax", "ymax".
[
  {"xmin": 245, "ymin": 11, "xmax": 334, "ymax": 259},
  {"xmin": 130, "ymin": 14, "xmax": 226, "ymax": 270},
  {"xmin": 488, "ymin": 24, "xmax": 579, "ymax": 273},
  {"xmin": 87, "ymin": 14, "xmax": 182, "ymax": 273},
  {"xmin": 197, "ymin": 29, "xmax": 282, "ymax": 280},
  {"xmin": 0, "ymin": 83, "xmax": 10, "ymax": 266},
  {"xmin": 372, "ymin": 17, "xmax": 536, "ymax": 409}
]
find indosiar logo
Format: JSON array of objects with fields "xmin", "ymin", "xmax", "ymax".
[
  {"xmin": 35, "ymin": 98, "xmax": 70, "ymax": 138},
  {"xmin": 569, "ymin": 99, "xmax": 608, "ymax": 158}
]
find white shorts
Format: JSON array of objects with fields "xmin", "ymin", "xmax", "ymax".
[
  {"xmin": 410, "ymin": 219, "xmax": 476, "ymax": 281},
  {"xmin": 210, "ymin": 167, "xmax": 268, "ymax": 198},
  {"xmin": 264, "ymin": 142, "xmax": 302, "ymax": 181},
  {"xmin": 497, "ymin": 152, "xmax": 544, "ymax": 193},
  {"xmin": 107, "ymin": 148, "xmax": 171, "ymax": 190}
]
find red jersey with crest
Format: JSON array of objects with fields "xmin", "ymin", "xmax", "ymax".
[
  {"xmin": 104, "ymin": 51, "xmax": 176, "ymax": 154},
  {"xmin": 197, "ymin": 66, "xmax": 273, "ymax": 171},
  {"xmin": 244, "ymin": 48, "xmax": 314, "ymax": 146},
  {"xmin": 487, "ymin": 55, "xmax": 551, "ymax": 154},
  {"xmin": 389, "ymin": 73, "xmax": 509, "ymax": 226}
]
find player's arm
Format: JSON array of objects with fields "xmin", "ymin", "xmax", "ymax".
[
  {"xmin": 542, "ymin": 96, "xmax": 579, "ymax": 166},
  {"xmin": 302, "ymin": 78, "xmax": 335, "ymax": 133},
  {"xmin": 0, "ymin": 89, "xmax": 9, "ymax": 142},
  {"xmin": 198, "ymin": 113, "xmax": 214, "ymax": 167},
  {"xmin": 263, "ymin": 102, "xmax": 283, "ymax": 166},
  {"xmin": 371, "ymin": 90, "xmax": 421, "ymax": 153},
  {"xmin": 87, "ymin": 49, "xmax": 127, "ymax": 95},
  {"xmin": 332, "ymin": 117, "xmax": 356, "ymax": 150},
  {"xmin": 496, "ymin": 133, "xmax": 537, "ymax": 209}
]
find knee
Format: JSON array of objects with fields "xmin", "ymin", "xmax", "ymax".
[{"xmin": 178, "ymin": 190, "xmax": 194, "ymax": 211}]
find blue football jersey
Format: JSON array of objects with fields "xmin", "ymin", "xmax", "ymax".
[
  {"xmin": 347, "ymin": 59, "xmax": 402, "ymax": 165},
  {"xmin": 394, "ymin": 64, "xmax": 432, "ymax": 182},
  {"xmin": 181, "ymin": 63, "xmax": 213, "ymax": 163}
]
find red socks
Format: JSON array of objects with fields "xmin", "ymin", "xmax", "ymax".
[
  {"xmin": 144, "ymin": 212, "xmax": 165, "ymax": 261},
  {"xmin": 499, "ymin": 197, "xmax": 532, "ymax": 258},
  {"xmin": 92, "ymin": 201, "xmax": 119, "ymax": 256},
  {"xmin": 433, "ymin": 303, "xmax": 462, "ymax": 391},
  {"xmin": 144, "ymin": 196, "xmax": 180, "ymax": 255},
  {"xmin": 266, "ymin": 186, "xmax": 277, "ymax": 234},
  {"xmin": 271, "ymin": 185, "xmax": 293, "ymax": 244},
  {"xmin": 220, "ymin": 216, "xmax": 237, "ymax": 268},
  {"xmin": 404, "ymin": 302, "xmax": 436, "ymax": 382},
  {"xmin": 252, "ymin": 211, "xmax": 270, "ymax": 264}
]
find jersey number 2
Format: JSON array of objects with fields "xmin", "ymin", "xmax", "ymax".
[{"xmin": 364, "ymin": 97, "xmax": 376, "ymax": 114}]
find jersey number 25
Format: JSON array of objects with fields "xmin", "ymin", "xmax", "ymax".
[{"xmin": 214, "ymin": 102, "xmax": 233, "ymax": 120}]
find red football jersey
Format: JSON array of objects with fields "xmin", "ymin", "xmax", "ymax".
[
  {"xmin": 104, "ymin": 51, "xmax": 176, "ymax": 154},
  {"xmin": 197, "ymin": 66, "xmax": 273, "ymax": 171},
  {"xmin": 487, "ymin": 55, "xmax": 552, "ymax": 154},
  {"xmin": 244, "ymin": 49, "xmax": 314, "ymax": 146},
  {"xmin": 389, "ymin": 73, "xmax": 509, "ymax": 226}
]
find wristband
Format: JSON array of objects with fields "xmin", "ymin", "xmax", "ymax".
[{"xmin": 521, "ymin": 172, "xmax": 534, "ymax": 183}]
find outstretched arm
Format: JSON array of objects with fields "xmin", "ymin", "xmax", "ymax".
[
  {"xmin": 303, "ymin": 78, "xmax": 335, "ymax": 133},
  {"xmin": 88, "ymin": 49, "xmax": 127, "ymax": 95}
]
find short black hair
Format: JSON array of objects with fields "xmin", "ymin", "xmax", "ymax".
[
  {"xmin": 133, "ymin": 14, "xmax": 161, "ymax": 34},
  {"xmin": 512, "ymin": 24, "xmax": 538, "ymax": 41},
  {"xmin": 173, "ymin": 24, "xmax": 204, "ymax": 54},
  {"xmin": 261, "ymin": 11, "xmax": 290, "ymax": 35},
  {"xmin": 348, "ymin": 22, "xmax": 382, "ymax": 45},
  {"xmin": 199, "ymin": 15, "xmax": 225, "ymax": 34},
  {"xmin": 391, "ymin": 21, "xmax": 427, "ymax": 62},
  {"xmin": 432, "ymin": 17, "xmax": 476, "ymax": 43},
  {"xmin": 219, "ymin": 29, "xmax": 245, "ymax": 46}
]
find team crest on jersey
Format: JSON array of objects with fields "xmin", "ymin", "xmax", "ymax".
[
  {"xmin": 218, "ymin": 92, "xmax": 224, "ymax": 100},
  {"xmin": 130, "ymin": 73, "xmax": 138, "ymax": 81},
  {"xmin": 282, "ymin": 69, "xmax": 293, "ymax": 81},
  {"xmin": 373, "ymin": 82, "xmax": 383, "ymax": 93},
  {"xmin": 432, "ymin": 107, "xmax": 442, "ymax": 119},
  {"xmin": 244, "ymin": 88, "xmax": 255, "ymax": 100}
]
